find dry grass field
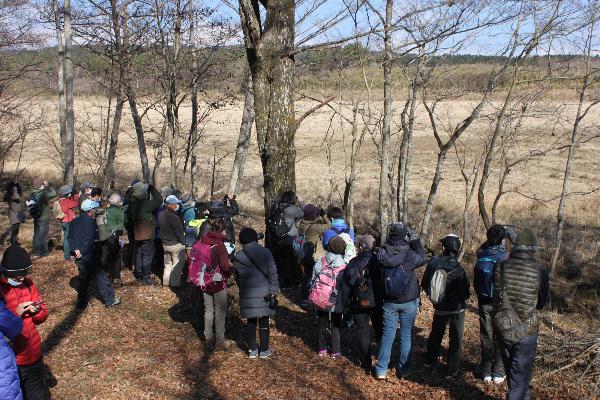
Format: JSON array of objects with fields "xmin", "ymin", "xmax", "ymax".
[{"xmin": 1, "ymin": 94, "xmax": 599, "ymax": 399}]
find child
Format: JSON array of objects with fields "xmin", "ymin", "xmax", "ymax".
[
  {"xmin": 310, "ymin": 236, "xmax": 347, "ymax": 359},
  {"xmin": 421, "ymin": 234, "xmax": 470, "ymax": 378},
  {"xmin": 322, "ymin": 207, "xmax": 356, "ymax": 263},
  {"xmin": 0, "ymin": 244, "xmax": 51, "ymax": 399},
  {"xmin": 1, "ymin": 292, "xmax": 24, "ymax": 400}
]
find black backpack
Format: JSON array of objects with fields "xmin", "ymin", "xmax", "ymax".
[
  {"xmin": 492, "ymin": 263, "xmax": 529, "ymax": 346},
  {"xmin": 350, "ymin": 259, "xmax": 375, "ymax": 308},
  {"xmin": 26, "ymin": 192, "xmax": 42, "ymax": 219},
  {"xmin": 268, "ymin": 202, "xmax": 291, "ymax": 240}
]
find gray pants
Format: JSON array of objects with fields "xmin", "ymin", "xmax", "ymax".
[
  {"xmin": 203, "ymin": 289, "xmax": 227, "ymax": 340},
  {"xmin": 162, "ymin": 243, "xmax": 185, "ymax": 287},
  {"xmin": 478, "ymin": 301, "xmax": 505, "ymax": 378},
  {"xmin": 32, "ymin": 218, "xmax": 50, "ymax": 256}
]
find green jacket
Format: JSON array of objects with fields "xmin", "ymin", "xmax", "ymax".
[
  {"xmin": 105, "ymin": 205, "xmax": 125, "ymax": 234},
  {"xmin": 31, "ymin": 186, "xmax": 57, "ymax": 221},
  {"xmin": 126, "ymin": 186, "xmax": 162, "ymax": 240}
]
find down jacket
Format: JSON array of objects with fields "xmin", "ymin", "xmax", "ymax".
[
  {"xmin": 493, "ymin": 248, "xmax": 550, "ymax": 336},
  {"xmin": 0, "ymin": 278, "xmax": 48, "ymax": 366},
  {"xmin": 0, "ymin": 299, "xmax": 23, "ymax": 400},
  {"xmin": 233, "ymin": 242, "xmax": 280, "ymax": 319}
]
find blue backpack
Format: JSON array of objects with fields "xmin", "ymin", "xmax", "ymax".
[
  {"xmin": 474, "ymin": 256, "xmax": 499, "ymax": 299},
  {"xmin": 381, "ymin": 265, "xmax": 409, "ymax": 299}
]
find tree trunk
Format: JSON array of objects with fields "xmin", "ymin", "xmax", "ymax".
[
  {"xmin": 63, "ymin": 0, "xmax": 75, "ymax": 185},
  {"xmin": 127, "ymin": 86, "xmax": 151, "ymax": 182},
  {"xmin": 53, "ymin": 0, "xmax": 67, "ymax": 174},
  {"xmin": 420, "ymin": 150, "xmax": 447, "ymax": 240},
  {"xmin": 102, "ymin": 96, "xmax": 124, "ymax": 191},
  {"xmin": 401, "ymin": 85, "xmax": 416, "ymax": 225},
  {"xmin": 184, "ymin": 0, "xmax": 197, "ymax": 176},
  {"xmin": 227, "ymin": 72, "xmax": 255, "ymax": 196},
  {"xmin": 240, "ymin": 0, "xmax": 297, "ymax": 243},
  {"xmin": 378, "ymin": 0, "xmax": 393, "ymax": 242},
  {"xmin": 152, "ymin": 120, "xmax": 167, "ymax": 187}
]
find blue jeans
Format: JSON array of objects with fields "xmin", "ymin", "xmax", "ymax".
[
  {"xmin": 62, "ymin": 222, "xmax": 72, "ymax": 260},
  {"xmin": 375, "ymin": 298, "xmax": 419, "ymax": 376},
  {"xmin": 32, "ymin": 218, "xmax": 50, "ymax": 256}
]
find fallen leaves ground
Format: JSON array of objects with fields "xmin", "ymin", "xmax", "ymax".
[{"xmin": 25, "ymin": 251, "xmax": 598, "ymax": 400}]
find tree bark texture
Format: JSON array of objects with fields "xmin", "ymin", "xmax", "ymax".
[
  {"xmin": 127, "ymin": 86, "xmax": 151, "ymax": 182},
  {"xmin": 52, "ymin": 0, "xmax": 67, "ymax": 174},
  {"xmin": 63, "ymin": 0, "xmax": 75, "ymax": 185}
]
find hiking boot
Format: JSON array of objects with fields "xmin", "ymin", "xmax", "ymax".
[
  {"xmin": 248, "ymin": 349, "xmax": 259, "ymax": 359},
  {"xmin": 106, "ymin": 298, "xmax": 122, "ymax": 308},
  {"xmin": 493, "ymin": 376, "xmax": 506, "ymax": 384},
  {"xmin": 259, "ymin": 349, "xmax": 272, "ymax": 359},
  {"xmin": 215, "ymin": 338, "xmax": 233, "ymax": 351},
  {"xmin": 204, "ymin": 337, "xmax": 215, "ymax": 352}
]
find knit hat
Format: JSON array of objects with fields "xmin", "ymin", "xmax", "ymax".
[
  {"xmin": 322, "ymin": 229, "xmax": 338, "ymax": 248},
  {"xmin": 81, "ymin": 199, "xmax": 100, "ymax": 212},
  {"xmin": 514, "ymin": 229, "xmax": 539, "ymax": 247},
  {"xmin": 303, "ymin": 204, "xmax": 319, "ymax": 221},
  {"xmin": 1, "ymin": 245, "xmax": 32, "ymax": 278},
  {"xmin": 80, "ymin": 182, "xmax": 93, "ymax": 191},
  {"xmin": 58, "ymin": 185, "xmax": 73, "ymax": 197},
  {"xmin": 130, "ymin": 179, "xmax": 140, "ymax": 187},
  {"xmin": 108, "ymin": 193, "xmax": 123, "ymax": 206},
  {"xmin": 239, "ymin": 227, "xmax": 259, "ymax": 245},
  {"xmin": 181, "ymin": 194, "xmax": 194, "ymax": 206},
  {"xmin": 388, "ymin": 222, "xmax": 408, "ymax": 241},
  {"xmin": 132, "ymin": 182, "xmax": 149, "ymax": 199},
  {"xmin": 328, "ymin": 236, "xmax": 346, "ymax": 255},
  {"xmin": 32, "ymin": 178, "xmax": 44, "ymax": 189},
  {"xmin": 355, "ymin": 234, "xmax": 375, "ymax": 251},
  {"xmin": 164, "ymin": 195, "xmax": 181, "ymax": 205}
]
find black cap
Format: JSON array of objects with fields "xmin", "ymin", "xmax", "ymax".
[
  {"xmin": 1, "ymin": 245, "xmax": 32, "ymax": 277},
  {"xmin": 239, "ymin": 228, "xmax": 259, "ymax": 245}
]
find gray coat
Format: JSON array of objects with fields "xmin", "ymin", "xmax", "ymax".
[
  {"xmin": 233, "ymin": 242, "xmax": 280, "ymax": 319},
  {"xmin": 283, "ymin": 203, "xmax": 304, "ymax": 237}
]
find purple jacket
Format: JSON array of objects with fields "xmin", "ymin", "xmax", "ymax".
[{"xmin": 0, "ymin": 300, "xmax": 24, "ymax": 400}]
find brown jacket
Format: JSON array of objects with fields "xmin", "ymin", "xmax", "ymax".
[{"xmin": 298, "ymin": 216, "xmax": 329, "ymax": 260}]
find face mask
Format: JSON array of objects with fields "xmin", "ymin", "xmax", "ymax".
[
  {"xmin": 7, "ymin": 278, "xmax": 23, "ymax": 287},
  {"xmin": 173, "ymin": 205, "xmax": 180, "ymax": 212}
]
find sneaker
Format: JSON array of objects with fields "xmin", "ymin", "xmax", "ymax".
[
  {"xmin": 330, "ymin": 352, "xmax": 341, "ymax": 359},
  {"xmin": 105, "ymin": 298, "xmax": 122, "ymax": 308},
  {"xmin": 374, "ymin": 372, "xmax": 387, "ymax": 380},
  {"xmin": 248, "ymin": 349, "xmax": 259, "ymax": 359},
  {"xmin": 318, "ymin": 350, "xmax": 328, "ymax": 357},
  {"xmin": 493, "ymin": 376, "xmax": 506, "ymax": 384},
  {"xmin": 259, "ymin": 349, "xmax": 272, "ymax": 359},
  {"xmin": 483, "ymin": 375, "xmax": 492, "ymax": 383}
]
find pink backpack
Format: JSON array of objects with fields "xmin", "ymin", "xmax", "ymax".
[
  {"xmin": 309, "ymin": 256, "xmax": 346, "ymax": 311},
  {"xmin": 188, "ymin": 241, "xmax": 222, "ymax": 293}
]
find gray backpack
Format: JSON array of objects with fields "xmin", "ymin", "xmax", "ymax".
[
  {"xmin": 428, "ymin": 268, "xmax": 449, "ymax": 305},
  {"xmin": 492, "ymin": 263, "xmax": 529, "ymax": 346}
]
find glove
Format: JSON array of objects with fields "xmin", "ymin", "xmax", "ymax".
[
  {"xmin": 406, "ymin": 225, "xmax": 419, "ymax": 241},
  {"xmin": 506, "ymin": 226, "xmax": 518, "ymax": 244}
]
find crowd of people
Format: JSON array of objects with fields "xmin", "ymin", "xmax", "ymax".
[{"xmin": 0, "ymin": 180, "xmax": 550, "ymax": 400}]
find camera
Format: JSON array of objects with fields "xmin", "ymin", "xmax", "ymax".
[
  {"xmin": 257, "ymin": 232, "xmax": 265, "ymax": 240},
  {"xmin": 264, "ymin": 294, "xmax": 278, "ymax": 309}
]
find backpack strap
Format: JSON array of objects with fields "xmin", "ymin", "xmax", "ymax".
[{"xmin": 244, "ymin": 250, "xmax": 269, "ymax": 282}]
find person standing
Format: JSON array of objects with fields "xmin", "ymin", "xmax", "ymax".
[
  {"xmin": 56, "ymin": 185, "xmax": 79, "ymax": 261},
  {"xmin": 68, "ymin": 199, "xmax": 120, "ymax": 309},
  {"xmin": 422, "ymin": 234, "xmax": 470, "ymax": 378},
  {"xmin": 158, "ymin": 195, "xmax": 186, "ymax": 287},
  {"xmin": 3, "ymin": 182, "xmax": 24, "ymax": 246},
  {"xmin": 0, "ymin": 292, "xmax": 24, "ymax": 400},
  {"xmin": 28, "ymin": 180, "xmax": 57, "ymax": 259},
  {"xmin": 474, "ymin": 224, "xmax": 509, "ymax": 383},
  {"xmin": 297, "ymin": 204, "xmax": 329, "ymax": 303},
  {"xmin": 126, "ymin": 182, "xmax": 162, "ymax": 285},
  {"xmin": 493, "ymin": 229, "xmax": 549, "ymax": 400},
  {"xmin": 0, "ymin": 245, "xmax": 50, "ymax": 399},
  {"xmin": 104, "ymin": 193, "xmax": 125, "ymax": 285},
  {"xmin": 233, "ymin": 228, "xmax": 279, "ymax": 359},
  {"xmin": 373, "ymin": 222, "xmax": 426, "ymax": 379},
  {"xmin": 209, "ymin": 193, "xmax": 239, "ymax": 244}
]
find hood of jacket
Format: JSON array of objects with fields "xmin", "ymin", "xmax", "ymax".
[
  {"xmin": 378, "ymin": 242, "xmax": 410, "ymax": 268},
  {"xmin": 330, "ymin": 219, "xmax": 349, "ymax": 231},
  {"xmin": 201, "ymin": 231, "xmax": 226, "ymax": 246},
  {"xmin": 477, "ymin": 243, "xmax": 505, "ymax": 258}
]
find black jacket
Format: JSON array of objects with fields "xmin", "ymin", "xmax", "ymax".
[
  {"xmin": 158, "ymin": 208, "xmax": 185, "ymax": 246},
  {"xmin": 343, "ymin": 250, "xmax": 377, "ymax": 310},
  {"xmin": 493, "ymin": 248, "xmax": 550, "ymax": 335},
  {"xmin": 209, "ymin": 198, "xmax": 239, "ymax": 243},
  {"xmin": 422, "ymin": 255, "xmax": 470, "ymax": 313},
  {"xmin": 67, "ymin": 213, "xmax": 99, "ymax": 263},
  {"xmin": 374, "ymin": 238, "xmax": 426, "ymax": 304}
]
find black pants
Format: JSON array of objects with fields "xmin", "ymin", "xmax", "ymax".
[
  {"xmin": 77, "ymin": 256, "xmax": 115, "ymax": 307},
  {"xmin": 134, "ymin": 240, "xmax": 154, "ymax": 280},
  {"xmin": 247, "ymin": 316, "xmax": 270, "ymax": 352},
  {"xmin": 11, "ymin": 223, "xmax": 20, "ymax": 245},
  {"xmin": 478, "ymin": 302, "xmax": 505, "ymax": 378},
  {"xmin": 353, "ymin": 309, "xmax": 375, "ymax": 363},
  {"xmin": 101, "ymin": 234, "xmax": 122, "ymax": 281},
  {"xmin": 272, "ymin": 241, "xmax": 301, "ymax": 288},
  {"xmin": 500, "ymin": 334, "xmax": 538, "ymax": 400},
  {"xmin": 317, "ymin": 310, "xmax": 343, "ymax": 354},
  {"xmin": 424, "ymin": 311, "xmax": 465, "ymax": 374},
  {"xmin": 19, "ymin": 358, "xmax": 51, "ymax": 400}
]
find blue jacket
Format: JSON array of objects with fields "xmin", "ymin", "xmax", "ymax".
[
  {"xmin": 375, "ymin": 238, "xmax": 426, "ymax": 303},
  {"xmin": 68, "ymin": 213, "xmax": 99, "ymax": 262},
  {"xmin": 0, "ymin": 300, "xmax": 24, "ymax": 400},
  {"xmin": 475, "ymin": 243, "xmax": 507, "ymax": 304}
]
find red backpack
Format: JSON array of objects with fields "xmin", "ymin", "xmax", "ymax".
[
  {"xmin": 309, "ymin": 256, "xmax": 346, "ymax": 311},
  {"xmin": 188, "ymin": 241, "xmax": 223, "ymax": 293}
]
